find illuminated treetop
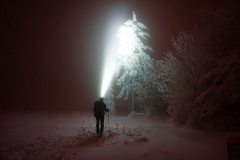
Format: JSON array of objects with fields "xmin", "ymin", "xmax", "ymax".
[{"xmin": 116, "ymin": 11, "xmax": 153, "ymax": 111}]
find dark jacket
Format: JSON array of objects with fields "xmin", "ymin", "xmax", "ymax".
[{"xmin": 93, "ymin": 100, "xmax": 109, "ymax": 117}]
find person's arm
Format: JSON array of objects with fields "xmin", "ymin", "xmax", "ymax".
[{"xmin": 93, "ymin": 102, "xmax": 97, "ymax": 117}]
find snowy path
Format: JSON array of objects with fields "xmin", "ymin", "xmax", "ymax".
[{"xmin": 0, "ymin": 112, "xmax": 228, "ymax": 160}]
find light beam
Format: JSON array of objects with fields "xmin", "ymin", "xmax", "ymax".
[
  {"xmin": 101, "ymin": 56, "xmax": 116, "ymax": 97},
  {"xmin": 100, "ymin": 16, "xmax": 134, "ymax": 97},
  {"xmin": 100, "ymin": 35, "xmax": 118, "ymax": 97}
]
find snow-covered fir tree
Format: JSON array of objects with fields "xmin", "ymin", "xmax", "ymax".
[
  {"xmin": 104, "ymin": 83, "xmax": 115, "ymax": 115},
  {"xmin": 116, "ymin": 11, "xmax": 153, "ymax": 112}
]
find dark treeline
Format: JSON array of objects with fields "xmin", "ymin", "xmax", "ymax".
[{"xmin": 135, "ymin": 0, "xmax": 240, "ymax": 130}]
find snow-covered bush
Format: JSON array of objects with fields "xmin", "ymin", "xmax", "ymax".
[
  {"xmin": 135, "ymin": 61, "xmax": 168, "ymax": 115},
  {"xmin": 157, "ymin": 0, "xmax": 240, "ymax": 128}
]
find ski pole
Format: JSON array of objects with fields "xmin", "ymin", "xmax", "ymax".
[{"xmin": 108, "ymin": 110, "xmax": 110, "ymax": 131}]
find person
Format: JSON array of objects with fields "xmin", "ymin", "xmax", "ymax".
[{"xmin": 93, "ymin": 97, "xmax": 109, "ymax": 136}]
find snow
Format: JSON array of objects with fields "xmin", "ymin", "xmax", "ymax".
[{"xmin": 0, "ymin": 111, "xmax": 229, "ymax": 160}]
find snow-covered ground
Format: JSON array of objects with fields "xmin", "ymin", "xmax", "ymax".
[{"xmin": 0, "ymin": 111, "xmax": 229, "ymax": 160}]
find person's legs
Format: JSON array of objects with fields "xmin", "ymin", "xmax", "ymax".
[
  {"xmin": 100, "ymin": 115, "xmax": 104, "ymax": 136},
  {"xmin": 96, "ymin": 116, "xmax": 100, "ymax": 134}
]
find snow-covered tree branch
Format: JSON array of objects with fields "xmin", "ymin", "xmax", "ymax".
[
  {"xmin": 155, "ymin": 0, "xmax": 240, "ymax": 128},
  {"xmin": 116, "ymin": 12, "xmax": 153, "ymax": 112}
]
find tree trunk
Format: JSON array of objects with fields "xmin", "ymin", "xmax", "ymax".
[{"xmin": 131, "ymin": 90, "xmax": 134, "ymax": 112}]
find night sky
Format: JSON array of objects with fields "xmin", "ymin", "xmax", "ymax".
[{"xmin": 1, "ymin": 0, "xmax": 225, "ymax": 111}]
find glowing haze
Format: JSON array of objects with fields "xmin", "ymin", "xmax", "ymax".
[
  {"xmin": 118, "ymin": 25, "xmax": 134, "ymax": 56},
  {"xmin": 101, "ymin": 17, "xmax": 134, "ymax": 97}
]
